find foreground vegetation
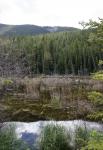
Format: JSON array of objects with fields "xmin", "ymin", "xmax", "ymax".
[
  {"xmin": 0, "ymin": 123, "xmax": 103, "ymax": 150},
  {"xmin": 0, "ymin": 125, "xmax": 30, "ymax": 150}
]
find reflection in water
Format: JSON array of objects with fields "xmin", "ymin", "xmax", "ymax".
[{"xmin": 4, "ymin": 120, "xmax": 103, "ymax": 147}]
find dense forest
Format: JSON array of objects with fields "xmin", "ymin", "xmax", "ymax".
[{"xmin": 0, "ymin": 29, "xmax": 102, "ymax": 77}]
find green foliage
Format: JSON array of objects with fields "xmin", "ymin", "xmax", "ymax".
[
  {"xmin": 39, "ymin": 124, "xmax": 103, "ymax": 150},
  {"xmin": 1, "ymin": 18, "xmax": 103, "ymax": 76},
  {"xmin": 86, "ymin": 18, "xmax": 103, "ymax": 45},
  {"xmin": 81, "ymin": 130, "xmax": 103, "ymax": 150},
  {"xmin": 74, "ymin": 126, "xmax": 103, "ymax": 150},
  {"xmin": 0, "ymin": 125, "xmax": 30, "ymax": 150},
  {"xmin": 87, "ymin": 18, "xmax": 103, "ymax": 82},
  {"xmin": 91, "ymin": 71, "xmax": 103, "ymax": 80},
  {"xmin": 75, "ymin": 127, "xmax": 90, "ymax": 149},
  {"xmin": 39, "ymin": 123, "xmax": 72, "ymax": 150},
  {"xmin": 98, "ymin": 60, "xmax": 103, "ymax": 66},
  {"xmin": 1, "ymin": 123, "xmax": 103, "ymax": 150},
  {"xmin": 87, "ymin": 111, "xmax": 103, "ymax": 121},
  {"xmin": 88, "ymin": 91, "xmax": 103, "ymax": 105}
]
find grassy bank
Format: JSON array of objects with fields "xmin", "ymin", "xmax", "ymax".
[{"xmin": 0, "ymin": 76, "xmax": 103, "ymax": 122}]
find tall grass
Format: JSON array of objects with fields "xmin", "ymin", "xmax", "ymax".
[
  {"xmin": 0, "ymin": 124, "xmax": 30, "ymax": 150},
  {"xmin": 0, "ymin": 123, "xmax": 103, "ymax": 150},
  {"xmin": 39, "ymin": 123, "xmax": 72, "ymax": 150},
  {"xmin": 75, "ymin": 126, "xmax": 90, "ymax": 149}
]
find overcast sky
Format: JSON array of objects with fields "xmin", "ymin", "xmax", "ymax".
[{"xmin": 0, "ymin": 0, "xmax": 103, "ymax": 28}]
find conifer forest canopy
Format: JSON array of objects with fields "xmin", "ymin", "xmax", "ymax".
[{"xmin": 0, "ymin": 29, "xmax": 102, "ymax": 77}]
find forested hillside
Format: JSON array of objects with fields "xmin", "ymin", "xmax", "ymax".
[
  {"xmin": 0, "ymin": 29, "xmax": 102, "ymax": 77},
  {"xmin": 0, "ymin": 24, "xmax": 79, "ymax": 36}
]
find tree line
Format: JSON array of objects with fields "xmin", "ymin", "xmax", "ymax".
[{"xmin": 0, "ymin": 30, "xmax": 101, "ymax": 77}]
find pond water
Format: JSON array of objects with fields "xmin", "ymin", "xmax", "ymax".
[{"xmin": 3, "ymin": 120, "xmax": 103, "ymax": 148}]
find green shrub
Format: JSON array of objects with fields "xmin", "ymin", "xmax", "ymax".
[
  {"xmin": 87, "ymin": 111, "xmax": 103, "ymax": 121},
  {"xmin": 81, "ymin": 130, "xmax": 103, "ymax": 150},
  {"xmin": 88, "ymin": 91, "xmax": 103, "ymax": 105},
  {"xmin": 91, "ymin": 71, "xmax": 103, "ymax": 80},
  {"xmin": 75, "ymin": 127, "xmax": 103, "ymax": 150},
  {"xmin": 39, "ymin": 123, "xmax": 72, "ymax": 150}
]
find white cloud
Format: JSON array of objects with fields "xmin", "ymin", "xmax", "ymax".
[{"xmin": 0, "ymin": 0, "xmax": 103, "ymax": 27}]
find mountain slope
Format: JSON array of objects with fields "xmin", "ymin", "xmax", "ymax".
[{"xmin": 0, "ymin": 24, "xmax": 79, "ymax": 36}]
